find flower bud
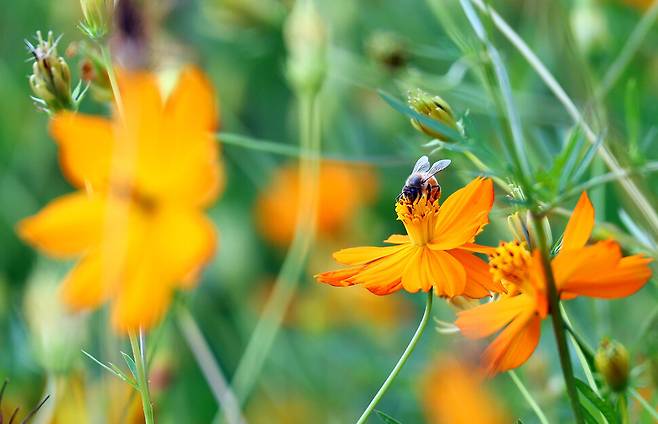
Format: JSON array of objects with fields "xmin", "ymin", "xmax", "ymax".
[
  {"xmin": 407, "ymin": 88, "xmax": 463, "ymax": 142},
  {"xmin": 26, "ymin": 31, "xmax": 74, "ymax": 112},
  {"xmin": 595, "ymin": 338, "xmax": 630, "ymax": 392},
  {"xmin": 366, "ymin": 31, "xmax": 408, "ymax": 71},
  {"xmin": 284, "ymin": 0, "xmax": 327, "ymax": 94},
  {"xmin": 80, "ymin": 0, "xmax": 113, "ymax": 39}
]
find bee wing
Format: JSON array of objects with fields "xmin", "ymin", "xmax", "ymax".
[
  {"xmin": 412, "ymin": 155, "xmax": 431, "ymax": 173},
  {"xmin": 428, "ymin": 159, "xmax": 451, "ymax": 176}
]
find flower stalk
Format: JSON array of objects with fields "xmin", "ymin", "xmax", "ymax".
[
  {"xmin": 356, "ymin": 292, "xmax": 433, "ymax": 424},
  {"xmin": 530, "ymin": 212, "xmax": 584, "ymax": 424},
  {"xmin": 129, "ymin": 330, "xmax": 155, "ymax": 424}
]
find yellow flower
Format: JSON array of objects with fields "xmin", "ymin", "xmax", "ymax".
[
  {"xmin": 456, "ymin": 192, "xmax": 653, "ymax": 374},
  {"xmin": 316, "ymin": 177, "xmax": 503, "ymax": 297},
  {"xmin": 18, "ymin": 67, "xmax": 222, "ymax": 332},
  {"xmin": 256, "ymin": 162, "xmax": 374, "ymax": 246},
  {"xmin": 421, "ymin": 356, "xmax": 509, "ymax": 424}
]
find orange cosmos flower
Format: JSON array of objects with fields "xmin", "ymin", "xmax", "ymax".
[
  {"xmin": 316, "ymin": 177, "xmax": 503, "ymax": 297},
  {"xmin": 456, "ymin": 192, "xmax": 653, "ymax": 374},
  {"xmin": 421, "ymin": 356, "xmax": 509, "ymax": 424},
  {"xmin": 257, "ymin": 162, "xmax": 374, "ymax": 246},
  {"xmin": 18, "ymin": 67, "xmax": 222, "ymax": 332}
]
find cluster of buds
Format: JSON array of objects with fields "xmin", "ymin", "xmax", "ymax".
[
  {"xmin": 407, "ymin": 88, "xmax": 463, "ymax": 143},
  {"xmin": 284, "ymin": 0, "xmax": 327, "ymax": 95},
  {"xmin": 26, "ymin": 31, "xmax": 76, "ymax": 113}
]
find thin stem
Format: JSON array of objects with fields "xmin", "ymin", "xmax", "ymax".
[
  {"xmin": 129, "ymin": 330, "xmax": 155, "ymax": 424},
  {"xmin": 355, "ymin": 292, "xmax": 433, "ymax": 424},
  {"xmin": 619, "ymin": 393, "xmax": 629, "ymax": 424},
  {"xmin": 229, "ymin": 90, "xmax": 321, "ymax": 405},
  {"xmin": 508, "ymin": 370, "xmax": 549, "ymax": 424},
  {"xmin": 531, "ymin": 214, "xmax": 584, "ymax": 424},
  {"xmin": 177, "ymin": 308, "xmax": 246, "ymax": 424},
  {"xmin": 99, "ymin": 44, "xmax": 124, "ymax": 120},
  {"xmin": 630, "ymin": 387, "xmax": 658, "ymax": 421}
]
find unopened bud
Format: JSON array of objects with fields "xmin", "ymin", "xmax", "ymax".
[
  {"xmin": 80, "ymin": 0, "xmax": 113, "ymax": 39},
  {"xmin": 284, "ymin": 0, "xmax": 327, "ymax": 94},
  {"xmin": 26, "ymin": 31, "xmax": 74, "ymax": 112},
  {"xmin": 366, "ymin": 31, "xmax": 408, "ymax": 71},
  {"xmin": 407, "ymin": 88, "xmax": 463, "ymax": 142},
  {"xmin": 595, "ymin": 338, "xmax": 630, "ymax": 392}
]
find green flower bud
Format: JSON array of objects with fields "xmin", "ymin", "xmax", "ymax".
[
  {"xmin": 284, "ymin": 0, "xmax": 327, "ymax": 94},
  {"xmin": 80, "ymin": 0, "xmax": 113, "ymax": 39},
  {"xmin": 407, "ymin": 88, "xmax": 463, "ymax": 142},
  {"xmin": 26, "ymin": 31, "xmax": 74, "ymax": 112},
  {"xmin": 595, "ymin": 338, "xmax": 630, "ymax": 392}
]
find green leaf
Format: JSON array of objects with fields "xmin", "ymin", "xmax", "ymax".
[
  {"xmin": 378, "ymin": 90, "xmax": 464, "ymax": 142},
  {"xmin": 570, "ymin": 132, "xmax": 605, "ymax": 184},
  {"xmin": 81, "ymin": 350, "xmax": 137, "ymax": 389},
  {"xmin": 375, "ymin": 410, "xmax": 403, "ymax": 424},
  {"xmin": 121, "ymin": 351, "xmax": 139, "ymax": 381},
  {"xmin": 556, "ymin": 126, "xmax": 585, "ymax": 192},
  {"xmin": 575, "ymin": 378, "xmax": 619, "ymax": 424}
]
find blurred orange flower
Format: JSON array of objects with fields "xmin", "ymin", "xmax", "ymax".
[
  {"xmin": 256, "ymin": 162, "xmax": 373, "ymax": 246},
  {"xmin": 316, "ymin": 177, "xmax": 503, "ymax": 297},
  {"xmin": 456, "ymin": 192, "xmax": 653, "ymax": 374},
  {"xmin": 421, "ymin": 356, "xmax": 509, "ymax": 424},
  {"xmin": 18, "ymin": 67, "xmax": 222, "ymax": 332}
]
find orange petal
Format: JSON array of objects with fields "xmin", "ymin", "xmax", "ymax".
[
  {"xmin": 450, "ymin": 249, "xmax": 504, "ymax": 297},
  {"xmin": 456, "ymin": 294, "xmax": 534, "ymax": 338},
  {"xmin": 333, "ymin": 244, "xmax": 407, "ymax": 265},
  {"xmin": 458, "ymin": 243, "xmax": 497, "ymax": 255},
  {"xmin": 111, "ymin": 263, "xmax": 173, "ymax": 332},
  {"xmin": 483, "ymin": 312, "xmax": 541, "ymax": 374},
  {"xmin": 147, "ymin": 206, "xmax": 217, "ymax": 288},
  {"xmin": 431, "ymin": 178, "xmax": 494, "ymax": 250},
  {"xmin": 553, "ymin": 241, "xmax": 620, "ymax": 289},
  {"xmin": 560, "ymin": 254, "xmax": 652, "ymax": 299},
  {"xmin": 349, "ymin": 245, "xmax": 416, "ymax": 294},
  {"xmin": 50, "ymin": 112, "xmax": 114, "ymax": 189},
  {"xmin": 164, "ymin": 67, "xmax": 218, "ymax": 132},
  {"xmin": 383, "ymin": 234, "xmax": 409, "ymax": 244},
  {"xmin": 401, "ymin": 248, "xmax": 429, "ymax": 292},
  {"xmin": 17, "ymin": 192, "xmax": 105, "ymax": 258},
  {"xmin": 60, "ymin": 253, "xmax": 111, "ymax": 310},
  {"xmin": 561, "ymin": 192, "xmax": 594, "ymax": 252},
  {"xmin": 316, "ymin": 266, "xmax": 364, "ymax": 287},
  {"xmin": 427, "ymin": 250, "xmax": 466, "ymax": 297}
]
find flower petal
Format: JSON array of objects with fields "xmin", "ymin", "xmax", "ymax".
[
  {"xmin": 383, "ymin": 234, "xmax": 410, "ymax": 244},
  {"xmin": 50, "ymin": 112, "xmax": 114, "ymax": 189},
  {"xmin": 561, "ymin": 192, "xmax": 594, "ymax": 252},
  {"xmin": 316, "ymin": 266, "xmax": 364, "ymax": 287},
  {"xmin": 164, "ymin": 67, "xmax": 218, "ymax": 132},
  {"xmin": 348, "ymin": 245, "xmax": 416, "ymax": 295},
  {"xmin": 60, "ymin": 253, "xmax": 111, "ymax": 310},
  {"xmin": 553, "ymin": 240, "xmax": 620, "ymax": 288},
  {"xmin": 456, "ymin": 294, "xmax": 534, "ymax": 338},
  {"xmin": 483, "ymin": 311, "xmax": 541, "ymax": 374},
  {"xmin": 427, "ymin": 250, "xmax": 466, "ymax": 297},
  {"xmin": 18, "ymin": 192, "xmax": 104, "ymax": 258},
  {"xmin": 334, "ymin": 244, "xmax": 408, "ymax": 265},
  {"xmin": 450, "ymin": 249, "xmax": 504, "ymax": 297},
  {"xmin": 560, "ymin": 254, "xmax": 652, "ymax": 299},
  {"xmin": 401, "ymin": 248, "xmax": 428, "ymax": 292},
  {"xmin": 431, "ymin": 178, "xmax": 494, "ymax": 250},
  {"xmin": 147, "ymin": 206, "xmax": 217, "ymax": 288}
]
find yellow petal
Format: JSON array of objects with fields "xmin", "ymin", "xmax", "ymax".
[
  {"xmin": 147, "ymin": 206, "xmax": 217, "ymax": 288},
  {"xmin": 450, "ymin": 249, "xmax": 504, "ymax": 297},
  {"xmin": 18, "ymin": 192, "xmax": 104, "ymax": 258},
  {"xmin": 350, "ymin": 245, "xmax": 416, "ymax": 294},
  {"xmin": 561, "ymin": 192, "xmax": 594, "ymax": 251},
  {"xmin": 401, "ymin": 248, "xmax": 427, "ymax": 292},
  {"xmin": 50, "ymin": 112, "xmax": 114, "ymax": 189},
  {"xmin": 431, "ymin": 178, "xmax": 494, "ymax": 250},
  {"xmin": 60, "ymin": 253, "xmax": 111, "ymax": 310},
  {"xmin": 333, "ymin": 244, "xmax": 407, "ymax": 265},
  {"xmin": 164, "ymin": 67, "xmax": 218, "ymax": 132},
  {"xmin": 383, "ymin": 234, "xmax": 409, "ymax": 244},
  {"xmin": 427, "ymin": 250, "xmax": 466, "ymax": 297}
]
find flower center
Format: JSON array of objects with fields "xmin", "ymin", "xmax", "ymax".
[
  {"xmin": 489, "ymin": 240, "xmax": 532, "ymax": 295},
  {"xmin": 395, "ymin": 193, "xmax": 440, "ymax": 246}
]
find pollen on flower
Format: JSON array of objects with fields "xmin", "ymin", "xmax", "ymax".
[
  {"xmin": 489, "ymin": 240, "xmax": 532, "ymax": 294},
  {"xmin": 395, "ymin": 193, "xmax": 440, "ymax": 245}
]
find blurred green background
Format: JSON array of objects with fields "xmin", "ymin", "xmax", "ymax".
[{"xmin": 1, "ymin": 0, "xmax": 658, "ymax": 422}]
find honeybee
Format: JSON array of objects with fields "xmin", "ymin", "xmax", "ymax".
[{"xmin": 398, "ymin": 155, "xmax": 451, "ymax": 202}]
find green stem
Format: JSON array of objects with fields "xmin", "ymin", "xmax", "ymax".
[
  {"xmin": 619, "ymin": 393, "xmax": 629, "ymax": 424},
  {"xmin": 508, "ymin": 370, "xmax": 549, "ymax": 424},
  {"xmin": 129, "ymin": 330, "xmax": 155, "ymax": 424},
  {"xmin": 99, "ymin": 44, "xmax": 125, "ymax": 120},
  {"xmin": 531, "ymin": 213, "xmax": 584, "ymax": 424},
  {"xmin": 355, "ymin": 292, "xmax": 433, "ymax": 424}
]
